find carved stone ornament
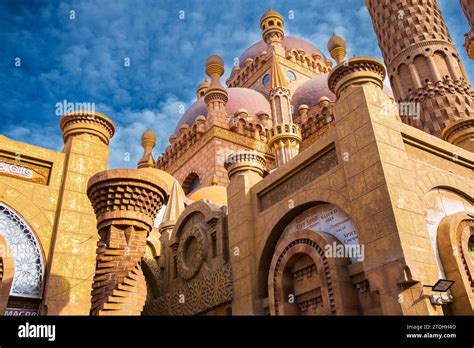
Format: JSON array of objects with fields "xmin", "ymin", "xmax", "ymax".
[{"xmin": 177, "ymin": 225, "xmax": 208, "ymax": 280}]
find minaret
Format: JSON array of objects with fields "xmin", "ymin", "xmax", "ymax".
[
  {"xmin": 137, "ymin": 129, "xmax": 156, "ymax": 169},
  {"xmin": 460, "ymin": 0, "xmax": 474, "ymax": 60},
  {"xmin": 204, "ymin": 55, "xmax": 228, "ymax": 129},
  {"xmin": 262, "ymin": 9, "xmax": 302, "ymax": 166},
  {"xmin": 260, "ymin": 8, "xmax": 285, "ymax": 55},
  {"xmin": 365, "ymin": 0, "xmax": 473, "ymax": 150}
]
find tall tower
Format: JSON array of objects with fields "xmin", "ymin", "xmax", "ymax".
[
  {"xmin": 460, "ymin": 0, "xmax": 474, "ymax": 60},
  {"xmin": 261, "ymin": 9, "xmax": 302, "ymax": 166},
  {"xmin": 365, "ymin": 0, "xmax": 473, "ymax": 148}
]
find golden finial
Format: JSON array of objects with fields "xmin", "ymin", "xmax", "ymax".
[
  {"xmin": 327, "ymin": 33, "xmax": 347, "ymax": 65},
  {"xmin": 211, "ymin": 174, "xmax": 218, "ymax": 186},
  {"xmin": 205, "ymin": 55, "xmax": 225, "ymax": 83},
  {"xmin": 204, "ymin": 55, "xmax": 228, "ymax": 107},
  {"xmin": 138, "ymin": 129, "xmax": 156, "ymax": 169}
]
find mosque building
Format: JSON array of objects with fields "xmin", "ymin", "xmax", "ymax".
[{"xmin": 0, "ymin": 1, "xmax": 473, "ymax": 316}]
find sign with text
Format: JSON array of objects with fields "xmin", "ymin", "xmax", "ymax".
[
  {"xmin": 0, "ymin": 154, "xmax": 51, "ymax": 185},
  {"xmin": 5, "ymin": 308, "xmax": 39, "ymax": 316},
  {"xmin": 280, "ymin": 204, "xmax": 359, "ymax": 263}
]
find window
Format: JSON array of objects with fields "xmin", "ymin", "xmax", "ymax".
[
  {"xmin": 0, "ymin": 204, "xmax": 44, "ymax": 297},
  {"xmin": 182, "ymin": 172, "xmax": 201, "ymax": 195},
  {"xmin": 262, "ymin": 74, "xmax": 270, "ymax": 86},
  {"xmin": 286, "ymin": 70, "xmax": 297, "ymax": 81}
]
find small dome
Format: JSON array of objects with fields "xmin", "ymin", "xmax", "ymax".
[
  {"xmin": 291, "ymin": 74, "xmax": 335, "ymax": 113},
  {"xmin": 174, "ymin": 87, "xmax": 271, "ymax": 134},
  {"xmin": 188, "ymin": 185, "xmax": 227, "ymax": 206},
  {"xmin": 206, "ymin": 55, "xmax": 225, "ymax": 67},
  {"xmin": 239, "ymin": 36, "xmax": 326, "ymax": 68},
  {"xmin": 327, "ymin": 33, "xmax": 346, "ymax": 52}
]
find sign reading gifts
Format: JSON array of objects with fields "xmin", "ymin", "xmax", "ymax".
[
  {"xmin": 0, "ymin": 161, "xmax": 33, "ymax": 179},
  {"xmin": 0, "ymin": 154, "xmax": 51, "ymax": 185}
]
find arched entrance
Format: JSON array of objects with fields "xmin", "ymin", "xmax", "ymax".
[
  {"xmin": 268, "ymin": 229, "xmax": 360, "ymax": 315},
  {"xmin": 0, "ymin": 203, "xmax": 44, "ymax": 315}
]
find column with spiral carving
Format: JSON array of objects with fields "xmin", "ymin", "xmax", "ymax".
[
  {"xmin": 87, "ymin": 168, "xmax": 168, "ymax": 315},
  {"xmin": 365, "ymin": 0, "xmax": 473, "ymax": 150}
]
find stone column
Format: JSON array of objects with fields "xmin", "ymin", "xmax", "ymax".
[
  {"xmin": 225, "ymin": 152, "xmax": 266, "ymax": 314},
  {"xmin": 87, "ymin": 168, "xmax": 168, "ymax": 315}
]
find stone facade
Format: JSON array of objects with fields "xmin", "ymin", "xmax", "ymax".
[{"xmin": 0, "ymin": 6, "xmax": 473, "ymax": 316}]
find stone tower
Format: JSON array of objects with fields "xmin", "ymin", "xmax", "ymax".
[
  {"xmin": 365, "ymin": 0, "xmax": 473, "ymax": 150},
  {"xmin": 261, "ymin": 9, "xmax": 302, "ymax": 166}
]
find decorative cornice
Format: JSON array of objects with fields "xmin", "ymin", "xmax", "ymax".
[
  {"xmin": 204, "ymin": 87, "xmax": 228, "ymax": 105},
  {"xmin": 224, "ymin": 151, "xmax": 267, "ymax": 178},
  {"xmin": 328, "ymin": 57, "xmax": 386, "ymax": 98},
  {"xmin": 388, "ymin": 40, "xmax": 458, "ymax": 67},
  {"xmin": 441, "ymin": 117, "xmax": 474, "ymax": 150},
  {"xmin": 60, "ymin": 111, "xmax": 115, "ymax": 145},
  {"xmin": 87, "ymin": 168, "xmax": 169, "ymax": 231},
  {"xmin": 268, "ymin": 123, "xmax": 302, "ymax": 151},
  {"xmin": 402, "ymin": 77, "xmax": 473, "ymax": 104},
  {"xmin": 402, "ymin": 133, "xmax": 473, "ymax": 170}
]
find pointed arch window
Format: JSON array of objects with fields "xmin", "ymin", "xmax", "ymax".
[{"xmin": 0, "ymin": 204, "xmax": 44, "ymax": 297}]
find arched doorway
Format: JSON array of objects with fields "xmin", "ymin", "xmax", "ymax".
[
  {"xmin": 268, "ymin": 229, "xmax": 360, "ymax": 315},
  {"xmin": 0, "ymin": 203, "xmax": 44, "ymax": 315}
]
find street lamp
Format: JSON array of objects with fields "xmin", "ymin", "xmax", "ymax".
[{"xmin": 423, "ymin": 279, "xmax": 455, "ymax": 305}]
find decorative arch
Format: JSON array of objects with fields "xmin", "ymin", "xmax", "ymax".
[
  {"xmin": 437, "ymin": 212, "xmax": 474, "ymax": 314},
  {"xmin": 415, "ymin": 171, "xmax": 474, "ymax": 203},
  {"xmin": 170, "ymin": 200, "xmax": 223, "ymax": 245},
  {"xmin": 168, "ymin": 200, "xmax": 225, "ymax": 283},
  {"xmin": 0, "ymin": 182, "xmax": 53, "ymax": 254},
  {"xmin": 0, "ymin": 203, "xmax": 45, "ymax": 298},
  {"xmin": 422, "ymin": 184, "xmax": 473, "ymax": 280},
  {"xmin": 257, "ymin": 190, "xmax": 353, "ymax": 300},
  {"xmin": 268, "ymin": 229, "xmax": 359, "ymax": 315}
]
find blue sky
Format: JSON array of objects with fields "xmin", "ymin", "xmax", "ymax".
[{"xmin": 1, "ymin": 0, "xmax": 472, "ymax": 169}]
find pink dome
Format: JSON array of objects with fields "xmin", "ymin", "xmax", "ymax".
[
  {"xmin": 174, "ymin": 87, "xmax": 271, "ymax": 134},
  {"xmin": 291, "ymin": 73, "xmax": 395, "ymax": 114},
  {"xmin": 291, "ymin": 73, "xmax": 335, "ymax": 112},
  {"xmin": 239, "ymin": 36, "xmax": 326, "ymax": 68}
]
